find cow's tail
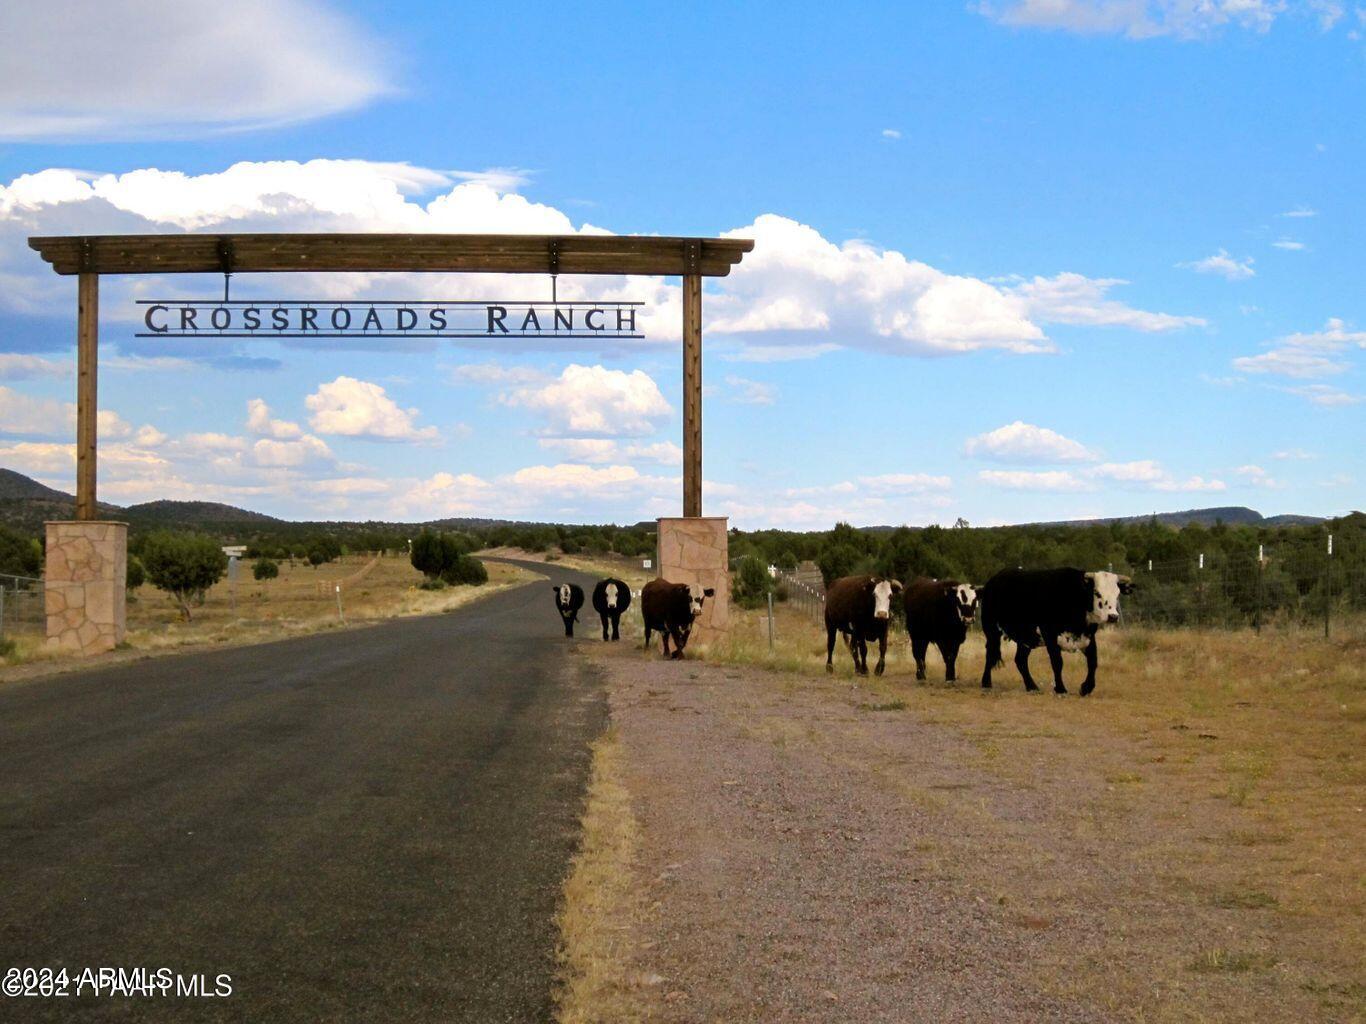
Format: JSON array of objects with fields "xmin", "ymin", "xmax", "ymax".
[{"xmin": 981, "ymin": 602, "xmax": 1004, "ymax": 669}]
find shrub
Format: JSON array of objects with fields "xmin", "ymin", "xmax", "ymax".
[
  {"xmin": 0, "ymin": 525, "xmax": 41, "ymax": 578},
  {"xmin": 125, "ymin": 555, "xmax": 146, "ymax": 591},
  {"xmin": 817, "ymin": 543, "xmax": 862, "ymax": 587},
  {"xmin": 441, "ymin": 553, "xmax": 488, "ymax": 586},
  {"xmin": 252, "ymin": 558, "xmax": 279, "ymax": 581},
  {"xmin": 140, "ymin": 531, "xmax": 228, "ymax": 621},
  {"xmin": 732, "ymin": 555, "xmax": 773, "ymax": 609}
]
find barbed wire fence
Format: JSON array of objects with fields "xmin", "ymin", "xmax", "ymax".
[{"xmin": 771, "ymin": 535, "xmax": 1362, "ymax": 638}]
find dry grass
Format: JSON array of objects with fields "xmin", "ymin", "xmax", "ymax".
[
  {"xmin": 1, "ymin": 556, "xmax": 539, "ymax": 675},
  {"xmin": 556, "ymin": 727, "xmax": 650, "ymax": 1024},
  {"xmin": 699, "ymin": 602, "xmax": 1366, "ymax": 1022}
]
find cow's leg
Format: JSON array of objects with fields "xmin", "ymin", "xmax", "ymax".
[
  {"xmin": 826, "ymin": 623, "xmax": 837, "ymax": 673},
  {"xmin": 660, "ymin": 629, "xmax": 671, "ymax": 659},
  {"xmin": 564, "ymin": 614, "xmax": 574, "ymax": 638},
  {"xmin": 942, "ymin": 640, "xmax": 960, "ymax": 683},
  {"xmin": 854, "ymin": 630, "xmax": 869, "ymax": 676},
  {"xmin": 600, "ymin": 612, "xmax": 610, "ymax": 641},
  {"xmin": 1014, "ymin": 643, "xmax": 1040, "ymax": 692},
  {"xmin": 981, "ymin": 626, "xmax": 1001, "ymax": 689},
  {"xmin": 1043, "ymin": 635, "xmax": 1067, "ymax": 695},
  {"xmin": 611, "ymin": 611, "xmax": 621, "ymax": 641},
  {"xmin": 643, "ymin": 623, "xmax": 652, "ymax": 650},
  {"xmin": 670, "ymin": 628, "xmax": 686, "ymax": 660},
  {"xmin": 874, "ymin": 630, "xmax": 888, "ymax": 676},
  {"xmin": 911, "ymin": 633, "xmax": 929, "ymax": 681},
  {"xmin": 1080, "ymin": 633, "xmax": 1099, "ymax": 696}
]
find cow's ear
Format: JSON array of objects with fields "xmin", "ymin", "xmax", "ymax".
[
  {"xmin": 890, "ymin": 579, "xmax": 903, "ymax": 594},
  {"xmin": 1118, "ymin": 574, "xmax": 1135, "ymax": 594},
  {"xmin": 703, "ymin": 588, "xmax": 715, "ymax": 598}
]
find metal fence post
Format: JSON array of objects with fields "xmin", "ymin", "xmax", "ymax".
[
  {"xmin": 1325, "ymin": 533, "xmax": 1333, "ymax": 640},
  {"xmin": 1197, "ymin": 552, "xmax": 1205, "ymax": 629},
  {"xmin": 335, "ymin": 583, "xmax": 345, "ymax": 625},
  {"xmin": 767, "ymin": 591, "xmax": 774, "ymax": 651},
  {"xmin": 1255, "ymin": 544, "xmax": 1264, "ymax": 636}
]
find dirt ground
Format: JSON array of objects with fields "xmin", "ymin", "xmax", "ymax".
[{"xmin": 562, "ymin": 615, "xmax": 1365, "ymax": 1024}]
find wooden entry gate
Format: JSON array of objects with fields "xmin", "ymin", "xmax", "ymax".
[{"xmin": 27, "ymin": 233, "xmax": 753, "ymax": 654}]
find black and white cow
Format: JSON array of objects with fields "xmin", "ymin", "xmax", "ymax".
[
  {"xmin": 591, "ymin": 577, "xmax": 633, "ymax": 642},
  {"xmin": 552, "ymin": 582, "xmax": 585, "ymax": 637},
  {"xmin": 904, "ymin": 577, "xmax": 978, "ymax": 682},
  {"xmin": 640, "ymin": 579, "xmax": 714, "ymax": 659},
  {"xmin": 978, "ymin": 567, "xmax": 1133, "ymax": 696},
  {"xmin": 824, "ymin": 574, "xmax": 903, "ymax": 677}
]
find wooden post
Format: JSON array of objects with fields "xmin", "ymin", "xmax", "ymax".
[
  {"xmin": 682, "ymin": 272, "xmax": 702, "ymax": 517},
  {"xmin": 76, "ymin": 272, "xmax": 98, "ymax": 521}
]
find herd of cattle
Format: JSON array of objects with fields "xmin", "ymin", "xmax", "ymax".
[{"xmin": 552, "ymin": 566, "xmax": 1133, "ymax": 696}]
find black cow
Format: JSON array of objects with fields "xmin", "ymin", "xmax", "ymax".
[
  {"xmin": 824, "ymin": 575, "xmax": 903, "ymax": 677},
  {"xmin": 552, "ymin": 582, "xmax": 585, "ymax": 637},
  {"xmin": 591, "ymin": 577, "xmax": 633, "ymax": 641},
  {"xmin": 640, "ymin": 579, "xmax": 714, "ymax": 659},
  {"xmin": 979, "ymin": 568, "xmax": 1133, "ymax": 696},
  {"xmin": 904, "ymin": 577, "xmax": 978, "ymax": 682}
]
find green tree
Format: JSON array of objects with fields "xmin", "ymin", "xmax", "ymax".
[
  {"xmin": 125, "ymin": 555, "xmax": 146, "ymax": 591},
  {"xmin": 732, "ymin": 556, "xmax": 772, "ymax": 609},
  {"xmin": 440, "ymin": 553, "xmax": 488, "ymax": 586},
  {"xmin": 0, "ymin": 525, "xmax": 41, "ymax": 578},
  {"xmin": 252, "ymin": 558, "xmax": 279, "ymax": 581},
  {"xmin": 140, "ymin": 532, "xmax": 228, "ymax": 621},
  {"xmin": 817, "ymin": 542, "xmax": 862, "ymax": 587}
]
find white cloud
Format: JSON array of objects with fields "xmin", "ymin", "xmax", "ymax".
[
  {"xmin": 857, "ymin": 473, "xmax": 954, "ymax": 494},
  {"xmin": 1, "ymin": 162, "xmax": 1201, "ymax": 364},
  {"xmin": 881, "ymin": 128, "xmax": 902, "ymax": 140},
  {"xmin": 1281, "ymin": 206, "xmax": 1318, "ymax": 218},
  {"xmin": 717, "ymin": 343, "xmax": 842, "ymax": 363},
  {"xmin": 1233, "ymin": 318, "xmax": 1366, "ymax": 380},
  {"xmin": 245, "ymin": 398, "xmax": 303, "ymax": 440},
  {"xmin": 449, "ymin": 363, "xmax": 548, "ymax": 386},
  {"xmin": 1006, "ymin": 273, "xmax": 1207, "ymax": 331},
  {"xmin": 0, "ymin": 353, "xmax": 69, "ymax": 380},
  {"xmin": 1272, "ymin": 447, "xmax": 1317, "ymax": 460},
  {"xmin": 979, "ymin": 469, "xmax": 1091, "ymax": 492},
  {"xmin": 305, "ymin": 376, "xmax": 439, "ymax": 442},
  {"xmin": 536, "ymin": 438, "xmax": 683, "ymax": 466},
  {"xmin": 1236, "ymin": 464, "xmax": 1281, "ymax": 489},
  {"xmin": 964, "ymin": 421, "xmax": 1096, "ymax": 463},
  {"xmin": 0, "ymin": 0, "xmax": 392, "ymax": 140},
  {"xmin": 251, "ymin": 435, "xmax": 334, "ymax": 468},
  {"xmin": 1272, "ymin": 239, "xmax": 1307, "ymax": 251},
  {"xmin": 723, "ymin": 375, "xmax": 777, "ymax": 406},
  {"xmin": 1281, "ymin": 384, "xmax": 1363, "ymax": 407},
  {"xmin": 0, "ymin": 384, "xmax": 140, "ymax": 439},
  {"xmin": 499, "ymin": 364, "xmax": 671, "ymax": 438},
  {"xmin": 1180, "ymin": 249, "xmax": 1255, "ymax": 281},
  {"xmin": 1093, "ymin": 460, "xmax": 1226, "ymax": 491},
  {"xmin": 976, "ymin": 1, "xmax": 1330, "ymax": 39}
]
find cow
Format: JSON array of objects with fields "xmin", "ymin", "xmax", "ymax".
[
  {"xmin": 591, "ymin": 577, "xmax": 633, "ymax": 642},
  {"xmin": 904, "ymin": 577, "xmax": 978, "ymax": 682},
  {"xmin": 978, "ymin": 567, "xmax": 1134, "ymax": 696},
  {"xmin": 552, "ymin": 582, "xmax": 585, "ymax": 637},
  {"xmin": 824, "ymin": 575, "xmax": 903, "ymax": 677},
  {"xmin": 640, "ymin": 579, "xmax": 714, "ymax": 659}
]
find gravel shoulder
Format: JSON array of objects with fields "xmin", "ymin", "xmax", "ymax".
[{"xmin": 580, "ymin": 639, "xmax": 1363, "ymax": 1024}]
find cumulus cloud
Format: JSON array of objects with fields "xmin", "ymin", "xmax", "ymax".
[
  {"xmin": 1272, "ymin": 239, "xmax": 1307, "ymax": 251},
  {"xmin": 1233, "ymin": 318, "xmax": 1366, "ymax": 382},
  {"xmin": 305, "ymin": 376, "xmax": 440, "ymax": 442},
  {"xmin": 723, "ymin": 375, "xmax": 777, "ymax": 406},
  {"xmin": 1236, "ymin": 464, "xmax": 1281, "ymax": 489},
  {"xmin": 979, "ymin": 460, "xmax": 1226, "ymax": 492},
  {"xmin": 0, "ymin": 353, "xmax": 68, "ymax": 380},
  {"xmin": 245, "ymin": 398, "xmax": 304, "ymax": 440},
  {"xmin": 976, "ymin": 1, "xmax": 1333, "ymax": 39},
  {"xmin": 1180, "ymin": 249, "xmax": 1255, "ymax": 281},
  {"xmin": 0, "ymin": 0, "xmax": 392, "ymax": 140},
  {"xmin": 498, "ymin": 364, "xmax": 672, "ymax": 438},
  {"xmin": 964, "ymin": 421, "xmax": 1097, "ymax": 463},
  {"xmin": 1, "ymin": 161, "xmax": 1201, "ymax": 364},
  {"xmin": 0, "ymin": 384, "xmax": 140, "ymax": 439},
  {"xmin": 1281, "ymin": 384, "xmax": 1363, "ymax": 406},
  {"xmin": 536, "ymin": 438, "xmax": 683, "ymax": 466}
]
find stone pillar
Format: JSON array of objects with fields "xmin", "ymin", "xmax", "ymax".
[
  {"xmin": 45, "ymin": 521, "xmax": 127, "ymax": 656},
  {"xmin": 656, "ymin": 517, "xmax": 729, "ymax": 649}
]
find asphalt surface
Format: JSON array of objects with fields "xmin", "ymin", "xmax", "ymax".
[{"xmin": 0, "ymin": 560, "xmax": 607, "ymax": 1022}]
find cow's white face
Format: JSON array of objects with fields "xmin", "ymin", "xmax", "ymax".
[
  {"xmin": 687, "ymin": 583, "xmax": 712, "ymax": 617},
  {"xmin": 1086, "ymin": 571, "xmax": 1123, "ymax": 626},
  {"xmin": 871, "ymin": 578, "xmax": 898, "ymax": 620},
  {"xmin": 557, "ymin": 584, "xmax": 572, "ymax": 609},
  {"xmin": 954, "ymin": 584, "xmax": 978, "ymax": 623},
  {"xmin": 604, "ymin": 582, "xmax": 619, "ymax": 609}
]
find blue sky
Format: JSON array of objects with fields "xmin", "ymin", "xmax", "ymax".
[{"xmin": 0, "ymin": 0, "xmax": 1362, "ymax": 528}]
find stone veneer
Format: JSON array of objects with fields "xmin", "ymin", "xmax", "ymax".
[
  {"xmin": 45, "ymin": 521, "xmax": 127, "ymax": 656},
  {"xmin": 656, "ymin": 517, "xmax": 729, "ymax": 649}
]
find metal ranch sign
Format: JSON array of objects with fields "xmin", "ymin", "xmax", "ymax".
[{"xmin": 136, "ymin": 299, "xmax": 643, "ymax": 339}]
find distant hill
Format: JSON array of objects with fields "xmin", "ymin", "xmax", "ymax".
[{"xmin": 0, "ymin": 467, "xmax": 1340, "ymax": 536}]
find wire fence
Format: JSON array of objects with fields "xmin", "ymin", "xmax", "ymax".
[
  {"xmin": 772, "ymin": 547, "xmax": 1363, "ymax": 638},
  {"xmin": 0, "ymin": 573, "xmax": 45, "ymax": 640}
]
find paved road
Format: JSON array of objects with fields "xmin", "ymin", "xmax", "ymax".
[{"xmin": 0, "ymin": 561, "xmax": 606, "ymax": 1022}]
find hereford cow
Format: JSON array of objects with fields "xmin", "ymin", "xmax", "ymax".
[
  {"xmin": 591, "ymin": 577, "xmax": 633, "ymax": 642},
  {"xmin": 824, "ymin": 575, "xmax": 903, "ymax": 677},
  {"xmin": 640, "ymin": 579, "xmax": 714, "ymax": 659},
  {"xmin": 552, "ymin": 582, "xmax": 585, "ymax": 637},
  {"xmin": 978, "ymin": 567, "xmax": 1133, "ymax": 696},
  {"xmin": 904, "ymin": 577, "xmax": 978, "ymax": 682}
]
